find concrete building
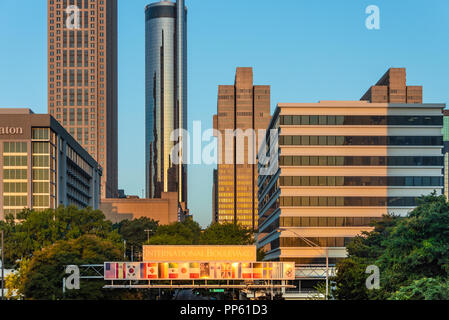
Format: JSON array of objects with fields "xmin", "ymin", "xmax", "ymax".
[
  {"xmin": 443, "ymin": 110, "xmax": 449, "ymax": 199},
  {"xmin": 47, "ymin": 0, "xmax": 118, "ymax": 199},
  {"xmin": 213, "ymin": 67, "xmax": 271, "ymax": 229},
  {"xmin": 145, "ymin": 0, "xmax": 188, "ymax": 206},
  {"xmin": 100, "ymin": 192, "xmax": 181, "ymax": 224},
  {"xmin": 0, "ymin": 109, "xmax": 102, "ymax": 220},
  {"xmin": 257, "ymin": 70, "xmax": 444, "ymax": 265}
]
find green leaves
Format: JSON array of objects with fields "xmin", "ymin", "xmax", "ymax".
[
  {"xmin": 333, "ymin": 194, "xmax": 449, "ymax": 300},
  {"xmin": 145, "ymin": 220, "xmax": 255, "ymax": 246},
  {"xmin": 1, "ymin": 206, "xmax": 120, "ymax": 268}
]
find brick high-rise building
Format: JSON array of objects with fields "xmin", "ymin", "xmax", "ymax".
[
  {"xmin": 213, "ymin": 68, "xmax": 271, "ymax": 229},
  {"xmin": 361, "ymin": 68, "xmax": 423, "ymax": 103},
  {"xmin": 47, "ymin": 0, "xmax": 118, "ymax": 198}
]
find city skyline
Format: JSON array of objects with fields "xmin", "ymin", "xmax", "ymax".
[{"xmin": 0, "ymin": 0, "xmax": 448, "ymax": 227}]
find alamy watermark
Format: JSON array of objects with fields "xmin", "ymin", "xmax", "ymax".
[
  {"xmin": 64, "ymin": 265, "xmax": 80, "ymax": 291},
  {"xmin": 365, "ymin": 265, "xmax": 380, "ymax": 290},
  {"xmin": 168, "ymin": 122, "xmax": 279, "ymax": 176},
  {"xmin": 66, "ymin": 5, "xmax": 81, "ymax": 30},
  {"xmin": 365, "ymin": 5, "xmax": 380, "ymax": 30}
]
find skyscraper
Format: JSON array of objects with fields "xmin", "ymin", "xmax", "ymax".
[
  {"xmin": 47, "ymin": 0, "xmax": 118, "ymax": 199},
  {"xmin": 213, "ymin": 68, "xmax": 271, "ymax": 229},
  {"xmin": 145, "ymin": 0, "xmax": 188, "ymax": 206}
]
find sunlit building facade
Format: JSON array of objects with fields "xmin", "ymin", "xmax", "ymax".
[
  {"xmin": 0, "ymin": 109, "xmax": 102, "ymax": 220},
  {"xmin": 213, "ymin": 68, "xmax": 271, "ymax": 229},
  {"xmin": 47, "ymin": 0, "xmax": 118, "ymax": 199},
  {"xmin": 257, "ymin": 69, "xmax": 444, "ymax": 264}
]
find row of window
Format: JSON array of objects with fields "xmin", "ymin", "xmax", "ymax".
[
  {"xmin": 3, "ymin": 182, "xmax": 27, "ymax": 193},
  {"xmin": 3, "ymin": 156, "xmax": 27, "ymax": 167},
  {"xmin": 279, "ymin": 196, "xmax": 418, "ymax": 207},
  {"xmin": 32, "ymin": 128, "xmax": 50, "ymax": 141},
  {"xmin": 285, "ymin": 216, "xmax": 381, "ymax": 227},
  {"xmin": 279, "ymin": 156, "xmax": 443, "ymax": 167},
  {"xmin": 259, "ymin": 216, "xmax": 382, "ymax": 235},
  {"xmin": 33, "ymin": 195, "xmax": 50, "ymax": 207},
  {"xmin": 280, "ymin": 115, "xmax": 442, "ymax": 126},
  {"xmin": 3, "ymin": 195, "xmax": 27, "ymax": 207},
  {"xmin": 279, "ymin": 136, "xmax": 443, "ymax": 146},
  {"xmin": 273, "ymin": 237, "xmax": 353, "ymax": 248},
  {"xmin": 3, "ymin": 169, "xmax": 27, "ymax": 180},
  {"xmin": 32, "ymin": 142, "xmax": 50, "ymax": 155},
  {"xmin": 3, "ymin": 142, "xmax": 27, "ymax": 154},
  {"xmin": 279, "ymin": 176, "xmax": 443, "ymax": 187}
]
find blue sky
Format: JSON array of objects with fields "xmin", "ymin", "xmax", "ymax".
[{"xmin": 0, "ymin": 0, "xmax": 448, "ymax": 227}]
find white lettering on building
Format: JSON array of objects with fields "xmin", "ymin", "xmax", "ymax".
[{"xmin": 0, "ymin": 127, "xmax": 24, "ymax": 135}]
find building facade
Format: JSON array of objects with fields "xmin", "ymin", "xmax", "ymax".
[
  {"xmin": 443, "ymin": 110, "xmax": 449, "ymax": 199},
  {"xmin": 0, "ymin": 109, "xmax": 102, "ymax": 220},
  {"xmin": 257, "ymin": 71, "xmax": 444, "ymax": 264},
  {"xmin": 100, "ymin": 192, "xmax": 179, "ymax": 224},
  {"xmin": 47, "ymin": 0, "xmax": 118, "ymax": 199},
  {"xmin": 145, "ymin": 0, "xmax": 188, "ymax": 206},
  {"xmin": 213, "ymin": 67, "xmax": 271, "ymax": 229}
]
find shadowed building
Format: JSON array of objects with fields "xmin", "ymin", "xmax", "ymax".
[
  {"xmin": 443, "ymin": 110, "xmax": 449, "ymax": 198},
  {"xmin": 0, "ymin": 109, "xmax": 102, "ymax": 220},
  {"xmin": 47, "ymin": 0, "xmax": 118, "ymax": 199},
  {"xmin": 213, "ymin": 68, "xmax": 271, "ymax": 230}
]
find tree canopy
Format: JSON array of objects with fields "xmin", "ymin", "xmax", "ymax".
[
  {"xmin": 332, "ymin": 194, "xmax": 449, "ymax": 300},
  {"xmin": 21, "ymin": 235, "xmax": 139, "ymax": 300},
  {"xmin": 0, "ymin": 206, "xmax": 120, "ymax": 267},
  {"xmin": 146, "ymin": 220, "xmax": 255, "ymax": 246}
]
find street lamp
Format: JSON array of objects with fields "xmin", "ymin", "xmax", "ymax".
[
  {"xmin": 144, "ymin": 229, "xmax": 151, "ymax": 243},
  {"xmin": 277, "ymin": 228, "xmax": 330, "ymax": 300}
]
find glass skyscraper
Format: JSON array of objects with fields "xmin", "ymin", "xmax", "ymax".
[{"xmin": 145, "ymin": 0, "xmax": 187, "ymax": 205}]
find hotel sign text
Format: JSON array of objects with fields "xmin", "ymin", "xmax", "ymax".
[{"xmin": 0, "ymin": 127, "xmax": 23, "ymax": 135}]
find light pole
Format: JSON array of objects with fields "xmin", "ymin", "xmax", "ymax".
[
  {"xmin": 144, "ymin": 229, "xmax": 151, "ymax": 243},
  {"xmin": 278, "ymin": 228, "xmax": 330, "ymax": 300}
]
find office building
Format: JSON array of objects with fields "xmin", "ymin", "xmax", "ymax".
[
  {"xmin": 212, "ymin": 169, "xmax": 218, "ymax": 223},
  {"xmin": 47, "ymin": 0, "xmax": 118, "ymax": 199},
  {"xmin": 213, "ymin": 67, "xmax": 271, "ymax": 229},
  {"xmin": 0, "ymin": 109, "xmax": 102, "ymax": 220},
  {"xmin": 145, "ymin": 0, "xmax": 188, "ymax": 206},
  {"xmin": 100, "ymin": 192, "xmax": 181, "ymax": 224},
  {"xmin": 443, "ymin": 110, "xmax": 449, "ymax": 198},
  {"xmin": 257, "ymin": 70, "xmax": 444, "ymax": 264}
]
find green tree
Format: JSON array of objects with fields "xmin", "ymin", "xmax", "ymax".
[
  {"xmin": 1, "ymin": 206, "xmax": 120, "ymax": 267},
  {"xmin": 114, "ymin": 218, "xmax": 158, "ymax": 260},
  {"xmin": 5, "ymin": 258, "xmax": 30, "ymax": 300},
  {"xmin": 21, "ymin": 235, "xmax": 137, "ymax": 300},
  {"xmin": 115, "ymin": 217, "xmax": 158, "ymax": 246},
  {"xmin": 147, "ymin": 219, "xmax": 202, "ymax": 245},
  {"xmin": 199, "ymin": 223, "xmax": 254, "ymax": 245},
  {"xmin": 388, "ymin": 278, "xmax": 449, "ymax": 300},
  {"xmin": 333, "ymin": 194, "xmax": 449, "ymax": 300}
]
